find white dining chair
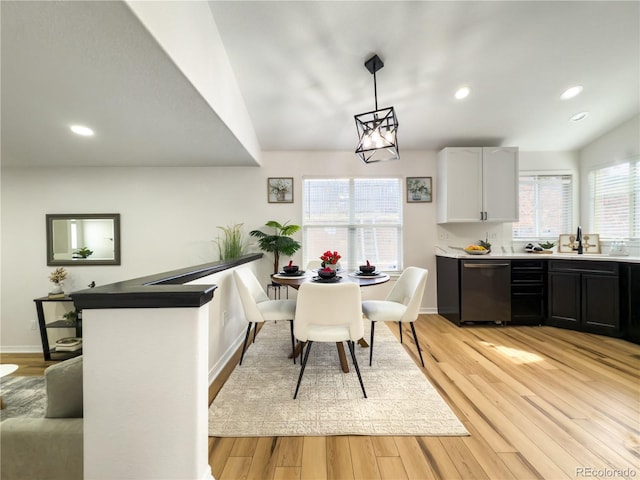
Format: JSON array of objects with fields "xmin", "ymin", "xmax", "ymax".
[
  {"xmin": 293, "ymin": 282, "xmax": 367, "ymax": 399},
  {"xmin": 234, "ymin": 268, "xmax": 297, "ymax": 365},
  {"xmin": 362, "ymin": 267, "xmax": 428, "ymax": 367}
]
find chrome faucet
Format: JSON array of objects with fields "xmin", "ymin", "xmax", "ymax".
[{"xmin": 575, "ymin": 225, "xmax": 583, "ymax": 254}]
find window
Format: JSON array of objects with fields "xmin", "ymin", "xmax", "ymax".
[
  {"xmin": 302, "ymin": 177, "xmax": 402, "ymax": 271},
  {"xmin": 589, "ymin": 158, "xmax": 640, "ymax": 239},
  {"xmin": 513, "ymin": 174, "xmax": 572, "ymax": 238}
]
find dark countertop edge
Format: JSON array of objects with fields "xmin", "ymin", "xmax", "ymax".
[{"xmin": 70, "ymin": 253, "xmax": 262, "ymax": 309}]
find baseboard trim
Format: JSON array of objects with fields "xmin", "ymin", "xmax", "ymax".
[{"xmin": 0, "ymin": 345, "xmax": 42, "ymax": 354}]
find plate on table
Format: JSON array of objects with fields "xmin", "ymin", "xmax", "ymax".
[
  {"xmin": 312, "ymin": 275, "xmax": 342, "ymax": 283},
  {"xmin": 350, "ymin": 271, "xmax": 382, "ymax": 278},
  {"xmin": 277, "ymin": 270, "xmax": 306, "ymax": 277}
]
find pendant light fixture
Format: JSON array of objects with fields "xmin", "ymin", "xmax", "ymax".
[{"xmin": 354, "ymin": 54, "xmax": 399, "ymax": 163}]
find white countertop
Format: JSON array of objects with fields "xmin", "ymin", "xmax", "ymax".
[{"xmin": 435, "ymin": 248, "xmax": 640, "ymax": 264}]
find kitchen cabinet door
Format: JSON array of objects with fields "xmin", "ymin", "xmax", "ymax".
[
  {"xmin": 436, "ymin": 147, "xmax": 483, "ymax": 223},
  {"xmin": 483, "ymin": 147, "xmax": 519, "ymax": 222},
  {"xmin": 582, "ymin": 273, "xmax": 619, "ymax": 333},
  {"xmin": 547, "ymin": 271, "xmax": 580, "ymax": 329},
  {"xmin": 436, "ymin": 146, "xmax": 518, "ymax": 223}
]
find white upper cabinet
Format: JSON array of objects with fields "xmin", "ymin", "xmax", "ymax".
[{"xmin": 436, "ymin": 146, "xmax": 519, "ymax": 224}]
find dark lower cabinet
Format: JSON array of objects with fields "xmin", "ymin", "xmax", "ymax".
[
  {"xmin": 621, "ymin": 264, "xmax": 640, "ymax": 343},
  {"xmin": 547, "ymin": 260, "xmax": 620, "ymax": 335},
  {"xmin": 511, "ymin": 260, "xmax": 547, "ymax": 325}
]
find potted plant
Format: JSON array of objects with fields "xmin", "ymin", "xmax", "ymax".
[
  {"xmin": 249, "ymin": 220, "xmax": 301, "ymax": 274},
  {"xmin": 214, "ymin": 223, "xmax": 247, "ymax": 260}
]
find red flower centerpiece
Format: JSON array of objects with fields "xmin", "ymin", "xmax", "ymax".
[{"xmin": 320, "ymin": 250, "xmax": 341, "ymax": 270}]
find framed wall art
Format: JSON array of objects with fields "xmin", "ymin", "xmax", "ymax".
[
  {"xmin": 558, "ymin": 233, "xmax": 601, "ymax": 253},
  {"xmin": 406, "ymin": 177, "xmax": 432, "ymax": 203},
  {"xmin": 268, "ymin": 177, "xmax": 293, "ymax": 203}
]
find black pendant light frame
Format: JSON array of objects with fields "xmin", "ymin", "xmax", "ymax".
[{"xmin": 354, "ymin": 54, "xmax": 399, "ymax": 163}]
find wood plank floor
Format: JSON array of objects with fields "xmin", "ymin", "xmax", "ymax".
[
  {"xmin": 4, "ymin": 314, "xmax": 638, "ymax": 479},
  {"xmin": 207, "ymin": 314, "xmax": 640, "ymax": 480}
]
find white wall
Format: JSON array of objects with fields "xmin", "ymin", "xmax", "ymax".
[{"xmin": 0, "ymin": 150, "xmax": 436, "ymax": 363}]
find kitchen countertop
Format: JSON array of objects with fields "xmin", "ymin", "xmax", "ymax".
[{"xmin": 435, "ymin": 248, "xmax": 640, "ymax": 264}]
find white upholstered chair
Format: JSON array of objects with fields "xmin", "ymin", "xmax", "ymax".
[
  {"xmin": 234, "ymin": 267, "xmax": 297, "ymax": 365},
  {"xmin": 361, "ymin": 267, "xmax": 428, "ymax": 367},
  {"xmin": 293, "ymin": 282, "xmax": 367, "ymax": 399}
]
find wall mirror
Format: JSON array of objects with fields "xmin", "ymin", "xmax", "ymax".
[{"xmin": 46, "ymin": 213, "xmax": 121, "ymax": 266}]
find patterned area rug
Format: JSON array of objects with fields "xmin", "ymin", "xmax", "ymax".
[
  {"xmin": 0, "ymin": 376, "xmax": 46, "ymax": 420},
  {"xmin": 209, "ymin": 321, "xmax": 469, "ymax": 437}
]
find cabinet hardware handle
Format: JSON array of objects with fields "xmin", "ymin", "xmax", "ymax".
[{"xmin": 463, "ymin": 263, "xmax": 510, "ymax": 268}]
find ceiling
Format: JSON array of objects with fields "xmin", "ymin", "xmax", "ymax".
[{"xmin": 2, "ymin": 1, "xmax": 639, "ymax": 168}]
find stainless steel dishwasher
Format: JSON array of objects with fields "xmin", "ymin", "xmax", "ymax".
[{"xmin": 461, "ymin": 260, "xmax": 511, "ymax": 324}]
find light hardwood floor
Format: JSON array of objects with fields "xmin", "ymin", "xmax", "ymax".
[
  {"xmin": 207, "ymin": 314, "xmax": 640, "ymax": 480},
  {"xmin": 4, "ymin": 315, "xmax": 639, "ymax": 479}
]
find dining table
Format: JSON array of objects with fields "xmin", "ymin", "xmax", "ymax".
[{"xmin": 271, "ymin": 269, "xmax": 390, "ymax": 373}]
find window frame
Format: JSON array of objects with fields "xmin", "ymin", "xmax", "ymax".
[
  {"xmin": 512, "ymin": 170, "xmax": 574, "ymax": 241},
  {"xmin": 302, "ymin": 175, "xmax": 404, "ymax": 272},
  {"xmin": 587, "ymin": 156, "xmax": 640, "ymax": 240}
]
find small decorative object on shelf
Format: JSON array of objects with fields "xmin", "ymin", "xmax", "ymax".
[
  {"xmin": 63, "ymin": 310, "xmax": 79, "ymax": 325},
  {"xmin": 48, "ymin": 267, "xmax": 67, "ymax": 297},
  {"xmin": 55, "ymin": 337, "xmax": 82, "ymax": 352}
]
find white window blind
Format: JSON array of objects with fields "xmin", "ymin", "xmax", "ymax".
[
  {"xmin": 302, "ymin": 177, "xmax": 402, "ymax": 271},
  {"xmin": 513, "ymin": 174, "xmax": 572, "ymax": 238},
  {"xmin": 589, "ymin": 159, "xmax": 640, "ymax": 239}
]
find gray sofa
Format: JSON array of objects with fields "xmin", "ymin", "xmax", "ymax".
[{"xmin": 1, "ymin": 356, "xmax": 83, "ymax": 480}]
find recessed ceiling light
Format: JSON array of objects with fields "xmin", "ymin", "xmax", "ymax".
[
  {"xmin": 454, "ymin": 86, "xmax": 470, "ymax": 100},
  {"xmin": 570, "ymin": 111, "xmax": 589, "ymax": 122},
  {"xmin": 561, "ymin": 85, "xmax": 583, "ymax": 100},
  {"xmin": 70, "ymin": 125, "xmax": 94, "ymax": 136}
]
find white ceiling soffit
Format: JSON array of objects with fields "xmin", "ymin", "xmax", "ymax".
[
  {"xmin": 209, "ymin": 0, "xmax": 640, "ymax": 153},
  {"xmin": 1, "ymin": 0, "xmax": 260, "ymax": 167}
]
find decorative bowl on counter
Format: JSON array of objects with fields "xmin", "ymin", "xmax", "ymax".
[
  {"xmin": 464, "ymin": 249, "xmax": 490, "ymax": 255},
  {"xmin": 464, "ymin": 245, "xmax": 490, "ymax": 255}
]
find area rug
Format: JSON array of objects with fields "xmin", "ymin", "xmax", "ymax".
[
  {"xmin": 0, "ymin": 376, "xmax": 46, "ymax": 420},
  {"xmin": 208, "ymin": 321, "xmax": 468, "ymax": 437}
]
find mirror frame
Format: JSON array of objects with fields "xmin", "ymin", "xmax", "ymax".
[{"xmin": 46, "ymin": 213, "xmax": 121, "ymax": 266}]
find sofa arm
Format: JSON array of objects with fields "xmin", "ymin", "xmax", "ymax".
[
  {"xmin": 0, "ymin": 418, "xmax": 83, "ymax": 480},
  {"xmin": 45, "ymin": 355, "xmax": 83, "ymax": 418}
]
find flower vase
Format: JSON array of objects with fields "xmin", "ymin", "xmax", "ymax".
[
  {"xmin": 50, "ymin": 282, "xmax": 63, "ymax": 294},
  {"xmin": 322, "ymin": 263, "xmax": 338, "ymax": 272}
]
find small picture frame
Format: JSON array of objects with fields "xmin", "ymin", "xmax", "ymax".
[
  {"xmin": 407, "ymin": 177, "xmax": 432, "ymax": 203},
  {"xmin": 267, "ymin": 177, "xmax": 293, "ymax": 203},
  {"xmin": 558, "ymin": 233, "xmax": 601, "ymax": 253}
]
